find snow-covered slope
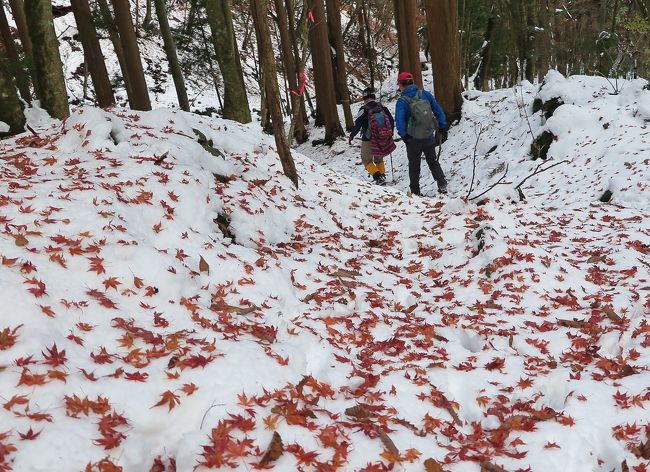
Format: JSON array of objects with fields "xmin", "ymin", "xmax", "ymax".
[{"xmin": 1, "ymin": 75, "xmax": 650, "ymax": 472}]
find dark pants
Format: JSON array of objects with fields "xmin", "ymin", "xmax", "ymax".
[{"xmin": 405, "ymin": 138, "xmax": 446, "ymax": 195}]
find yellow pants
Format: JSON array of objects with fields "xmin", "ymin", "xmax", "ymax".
[{"xmin": 361, "ymin": 141, "xmax": 386, "ymax": 176}]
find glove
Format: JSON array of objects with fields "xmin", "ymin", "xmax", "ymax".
[
  {"xmin": 436, "ymin": 129, "xmax": 448, "ymax": 145},
  {"xmin": 348, "ymin": 135, "xmax": 353, "ymax": 145}
]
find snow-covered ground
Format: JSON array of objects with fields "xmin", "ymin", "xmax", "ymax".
[{"xmin": 1, "ymin": 72, "xmax": 649, "ymax": 472}]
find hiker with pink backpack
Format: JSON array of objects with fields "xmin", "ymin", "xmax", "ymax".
[{"xmin": 348, "ymin": 87, "xmax": 396, "ymax": 186}]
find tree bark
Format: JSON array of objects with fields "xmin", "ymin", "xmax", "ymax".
[
  {"xmin": 112, "ymin": 0, "xmax": 151, "ymax": 110},
  {"xmin": 325, "ymin": 0, "xmax": 353, "ymax": 130},
  {"xmin": 288, "ymin": 0, "xmax": 309, "ymax": 132},
  {"xmin": 0, "ymin": 0, "xmax": 31, "ymax": 101},
  {"xmin": 360, "ymin": 0, "xmax": 375, "ymax": 88},
  {"xmin": 205, "ymin": 0, "xmax": 251, "ymax": 123},
  {"xmin": 274, "ymin": 0, "xmax": 307, "ymax": 143},
  {"xmin": 0, "ymin": 34, "xmax": 25, "ymax": 135},
  {"xmin": 9, "ymin": 0, "xmax": 38, "ymax": 101},
  {"xmin": 7, "ymin": 0, "xmax": 37, "ymax": 99},
  {"xmin": 424, "ymin": 0, "xmax": 463, "ymax": 123},
  {"xmin": 96, "ymin": 0, "xmax": 134, "ymax": 104},
  {"xmin": 24, "ymin": 0, "xmax": 69, "ymax": 119},
  {"xmin": 153, "ymin": 0, "xmax": 190, "ymax": 111},
  {"xmin": 473, "ymin": 12, "xmax": 495, "ymax": 91},
  {"xmin": 394, "ymin": 0, "xmax": 421, "ymax": 85},
  {"xmin": 251, "ymin": 0, "xmax": 298, "ymax": 186},
  {"xmin": 393, "ymin": 0, "xmax": 409, "ymax": 73},
  {"xmin": 70, "ymin": 0, "xmax": 115, "ymax": 107},
  {"xmin": 308, "ymin": 0, "xmax": 343, "ymax": 144},
  {"xmin": 402, "ymin": 0, "xmax": 422, "ymax": 86},
  {"xmin": 142, "ymin": 0, "xmax": 153, "ymax": 31},
  {"xmin": 251, "ymin": 14, "xmax": 272, "ymax": 133},
  {"xmin": 7, "ymin": 0, "xmax": 32, "ymax": 55},
  {"xmin": 184, "ymin": 0, "xmax": 198, "ymax": 35}
]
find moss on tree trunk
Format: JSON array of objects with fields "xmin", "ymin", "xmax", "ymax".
[
  {"xmin": 0, "ymin": 55, "xmax": 25, "ymax": 136},
  {"xmin": 24, "ymin": 0, "xmax": 69, "ymax": 119},
  {"xmin": 205, "ymin": 0, "xmax": 251, "ymax": 123}
]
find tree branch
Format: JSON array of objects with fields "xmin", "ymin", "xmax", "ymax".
[
  {"xmin": 469, "ymin": 164, "xmax": 509, "ymax": 201},
  {"xmin": 514, "ymin": 159, "xmax": 569, "ymax": 200},
  {"xmin": 466, "ymin": 124, "xmax": 484, "ymax": 198}
]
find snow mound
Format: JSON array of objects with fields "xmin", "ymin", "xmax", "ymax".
[{"xmin": 1, "ymin": 99, "xmax": 649, "ymax": 472}]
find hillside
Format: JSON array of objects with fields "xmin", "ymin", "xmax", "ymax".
[{"xmin": 1, "ymin": 72, "xmax": 649, "ymax": 471}]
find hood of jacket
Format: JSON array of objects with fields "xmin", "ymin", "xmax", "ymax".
[{"xmin": 400, "ymin": 84, "xmax": 420, "ymax": 98}]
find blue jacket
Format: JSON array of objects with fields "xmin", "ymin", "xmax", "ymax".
[{"xmin": 395, "ymin": 84, "xmax": 448, "ymax": 140}]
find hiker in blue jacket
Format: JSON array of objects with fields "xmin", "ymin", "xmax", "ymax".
[{"xmin": 395, "ymin": 71, "xmax": 448, "ymax": 196}]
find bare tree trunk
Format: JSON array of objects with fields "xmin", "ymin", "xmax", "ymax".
[
  {"xmin": 251, "ymin": 0, "xmax": 298, "ymax": 186},
  {"xmin": 7, "ymin": 0, "xmax": 36, "ymax": 97},
  {"xmin": 205, "ymin": 0, "xmax": 251, "ymax": 123},
  {"xmin": 7, "ymin": 0, "xmax": 31, "ymax": 54},
  {"xmin": 325, "ymin": 0, "xmax": 353, "ymax": 130},
  {"xmin": 361, "ymin": 0, "xmax": 375, "ymax": 88},
  {"xmin": 275, "ymin": 0, "xmax": 307, "ymax": 143},
  {"xmin": 394, "ymin": 0, "xmax": 421, "ymax": 84},
  {"xmin": 96, "ymin": 0, "xmax": 135, "ymax": 104},
  {"xmin": 251, "ymin": 16, "xmax": 272, "ymax": 133},
  {"xmin": 184, "ymin": 0, "xmax": 198, "ymax": 35},
  {"xmin": 425, "ymin": 0, "xmax": 463, "ymax": 123},
  {"xmin": 142, "ymin": 0, "xmax": 153, "ymax": 31},
  {"xmin": 70, "ymin": 0, "xmax": 115, "ymax": 107},
  {"xmin": 134, "ymin": 0, "xmax": 140, "ymax": 35},
  {"xmin": 289, "ymin": 0, "xmax": 310, "ymax": 131},
  {"xmin": 197, "ymin": 18, "xmax": 223, "ymax": 109},
  {"xmin": 525, "ymin": 1, "xmax": 536, "ymax": 82},
  {"xmin": 112, "ymin": 0, "xmax": 151, "ymax": 110},
  {"xmin": 535, "ymin": 0, "xmax": 550, "ymax": 80},
  {"xmin": 0, "ymin": 33, "xmax": 25, "ymax": 135},
  {"xmin": 153, "ymin": 0, "xmax": 190, "ymax": 111},
  {"xmin": 308, "ymin": 0, "xmax": 343, "ymax": 143},
  {"xmin": 25, "ymin": 0, "xmax": 69, "ymax": 118},
  {"xmin": 473, "ymin": 11, "xmax": 495, "ymax": 91},
  {"xmin": 403, "ymin": 0, "xmax": 422, "ymax": 86},
  {"xmin": 0, "ymin": 0, "xmax": 31, "ymax": 101},
  {"xmin": 393, "ymin": 0, "xmax": 409, "ymax": 73}
]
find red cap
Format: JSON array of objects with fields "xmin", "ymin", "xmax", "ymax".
[{"xmin": 397, "ymin": 72, "xmax": 414, "ymax": 82}]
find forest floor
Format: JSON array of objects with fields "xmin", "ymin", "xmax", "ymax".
[{"xmin": 1, "ymin": 74, "xmax": 650, "ymax": 472}]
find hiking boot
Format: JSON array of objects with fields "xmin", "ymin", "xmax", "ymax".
[
  {"xmin": 438, "ymin": 184, "xmax": 448, "ymax": 194},
  {"xmin": 372, "ymin": 171, "xmax": 386, "ymax": 186}
]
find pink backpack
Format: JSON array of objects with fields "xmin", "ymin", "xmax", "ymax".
[{"xmin": 367, "ymin": 105, "xmax": 396, "ymax": 157}]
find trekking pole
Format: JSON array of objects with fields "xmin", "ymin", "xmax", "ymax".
[{"xmin": 389, "ymin": 152, "xmax": 395, "ymax": 183}]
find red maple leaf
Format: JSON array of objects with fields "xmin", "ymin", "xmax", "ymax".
[
  {"xmin": 181, "ymin": 383, "xmax": 199, "ymax": 396},
  {"xmin": 18, "ymin": 427, "xmax": 42, "ymax": 441},
  {"xmin": 24, "ymin": 279, "xmax": 47, "ymax": 297},
  {"xmin": 3, "ymin": 395, "xmax": 29, "ymax": 411},
  {"xmin": 152, "ymin": 391, "xmax": 181, "ymax": 411},
  {"xmin": 484, "ymin": 357, "xmax": 505, "ymax": 371},
  {"xmin": 103, "ymin": 277, "xmax": 121, "ymax": 290},
  {"xmin": 88, "ymin": 256, "xmax": 106, "ymax": 275},
  {"xmin": 0, "ymin": 325, "xmax": 23, "ymax": 351},
  {"xmin": 42, "ymin": 343, "xmax": 67, "ymax": 367}
]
